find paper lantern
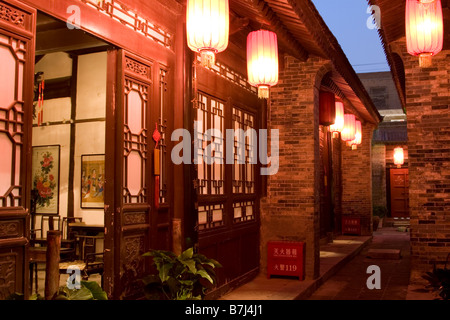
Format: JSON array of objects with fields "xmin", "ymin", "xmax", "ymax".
[
  {"xmin": 330, "ymin": 100, "xmax": 344, "ymax": 138},
  {"xmin": 319, "ymin": 91, "xmax": 336, "ymax": 126},
  {"xmin": 394, "ymin": 147, "xmax": 405, "ymax": 168},
  {"xmin": 348, "ymin": 120, "xmax": 362, "ymax": 150},
  {"xmin": 247, "ymin": 30, "xmax": 279, "ymax": 99},
  {"xmin": 341, "ymin": 114, "xmax": 356, "ymax": 142},
  {"xmin": 406, "ymin": 0, "xmax": 444, "ymax": 67},
  {"xmin": 187, "ymin": 0, "xmax": 229, "ymax": 67}
]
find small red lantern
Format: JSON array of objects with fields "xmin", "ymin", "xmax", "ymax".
[
  {"xmin": 394, "ymin": 147, "xmax": 405, "ymax": 168},
  {"xmin": 319, "ymin": 91, "xmax": 336, "ymax": 126},
  {"xmin": 406, "ymin": 0, "xmax": 444, "ymax": 67},
  {"xmin": 348, "ymin": 120, "xmax": 362, "ymax": 150},
  {"xmin": 330, "ymin": 100, "xmax": 344, "ymax": 138},
  {"xmin": 187, "ymin": 0, "xmax": 230, "ymax": 67},
  {"xmin": 247, "ymin": 30, "xmax": 279, "ymax": 99},
  {"xmin": 341, "ymin": 114, "xmax": 356, "ymax": 142}
]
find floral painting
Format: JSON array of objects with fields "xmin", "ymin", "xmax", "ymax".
[
  {"xmin": 31, "ymin": 145, "xmax": 60, "ymax": 214},
  {"xmin": 81, "ymin": 154, "xmax": 105, "ymax": 209}
]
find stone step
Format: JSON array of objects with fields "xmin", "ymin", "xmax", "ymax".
[{"xmin": 367, "ymin": 249, "xmax": 401, "ymax": 260}]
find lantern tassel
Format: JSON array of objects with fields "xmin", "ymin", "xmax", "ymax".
[
  {"xmin": 200, "ymin": 50, "xmax": 215, "ymax": 68},
  {"xmin": 258, "ymin": 86, "xmax": 270, "ymax": 99},
  {"xmin": 419, "ymin": 53, "xmax": 433, "ymax": 68}
]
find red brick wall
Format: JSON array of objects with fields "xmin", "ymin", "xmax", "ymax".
[
  {"xmin": 260, "ymin": 55, "xmax": 331, "ymax": 280},
  {"xmin": 393, "ymin": 42, "xmax": 450, "ymax": 278},
  {"xmin": 341, "ymin": 122, "xmax": 375, "ymax": 235}
]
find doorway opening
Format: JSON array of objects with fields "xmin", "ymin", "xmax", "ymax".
[{"xmin": 29, "ymin": 11, "xmax": 112, "ymax": 296}]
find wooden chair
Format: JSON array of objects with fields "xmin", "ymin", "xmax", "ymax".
[{"xmin": 59, "ymin": 235, "xmax": 105, "ymax": 285}]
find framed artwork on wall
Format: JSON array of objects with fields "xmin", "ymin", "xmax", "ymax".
[
  {"xmin": 81, "ymin": 154, "xmax": 105, "ymax": 209},
  {"xmin": 31, "ymin": 145, "xmax": 61, "ymax": 215}
]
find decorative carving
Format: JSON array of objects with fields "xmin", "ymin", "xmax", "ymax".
[
  {"xmin": 125, "ymin": 58, "xmax": 150, "ymax": 78},
  {"xmin": 0, "ymin": 254, "xmax": 16, "ymax": 300},
  {"xmin": 123, "ymin": 212, "xmax": 147, "ymax": 225},
  {"xmin": 0, "ymin": 221, "xmax": 19, "ymax": 238},
  {"xmin": 0, "ymin": 3, "xmax": 25, "ymax": 28}
]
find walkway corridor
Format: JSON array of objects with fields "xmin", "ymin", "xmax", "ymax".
[{"xmin": 308, "ymin": 227, "xmax": 411, "ymax": 300}]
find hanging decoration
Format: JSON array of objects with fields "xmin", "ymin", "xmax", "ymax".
[
  {"xmin": 341, "ymin": 114, "xmax": 356, "ymax": 142},
  {"xmin": 34, "ymin": 72, "xmax": 45, "ymax": 127},
  {"xmin": 319, "ymin": 91, "xmax": 336, "ymax": 126},
  {"xmin": 348, "ymin": 120, "xmax": 362, "ymax": 150},
  {"xmin": 394, "ymin": 147, "xmax": 405, "ymax": 168},
  {"xmin": 153, "ymin": 123, "xmax": 161, "ymax": 209},
  {"xmin": 186, "ymin": 0, "xmax": 230, "ymax": 68},
  {"xmin": 247, "ymin": 29, "xmax": 279, "ymax": 99},
  {"xmin": 405, "ymin": 0, "xmax": 444, "ymax": 67},
  {"xmin": 330, "ymin": 100, "xmax": 344, "ymax": 138}
]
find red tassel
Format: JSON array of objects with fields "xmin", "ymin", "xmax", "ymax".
[{"xmin": 155, "ymin": 176, "xmax": 160, "ymax": 209}]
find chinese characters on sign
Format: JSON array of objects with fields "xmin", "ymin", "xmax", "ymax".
[{"xmin": 267, "ymin": 241, "xmax": 305, "ymax": 280}]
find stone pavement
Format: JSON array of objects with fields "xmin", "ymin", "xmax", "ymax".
[
  {"xmin": 308, "ymin": 227, "xmax": 412, "ymax": 300},
  {"xmin": 221, "ymin": 227, "xmax": 438, "ymax": 300}
]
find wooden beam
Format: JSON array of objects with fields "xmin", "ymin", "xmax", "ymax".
[
  {"xmin": 248, "ymin": 0, "xmax": 309, "ymax": 61},
  {"xmin": 36, "ymin": 28, "xmax": 108, "ymax": 55}
]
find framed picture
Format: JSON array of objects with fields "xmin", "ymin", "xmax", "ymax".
[
  {"xmin": 81, "ymin": 154, "xmax": 105, "ymax": 209},
  {"xmin": 31, "ymin": 145, "xmax": 60, "ymax": 215}
]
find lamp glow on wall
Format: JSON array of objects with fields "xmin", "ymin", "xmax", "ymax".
[
  {"xmin": 247, "ymin": 30, "xmax": 279, "ymax": 99},
  {"xmin": 406, "ymin": 0, "xmax": 444, "ymax": 67},
  {"xmin": 187, "ymin": 0, "xmax": 229, "ymax": 68},
  {"xmin": 330, "ymin": 100, "xmax": 344, "ymax": 138},
  {"xmin": 341, "ymin": 114, "xmax": 356, "ymax": 142},
  {"xmin": 394, "ymin": 147, "xmax": 405, "ymax": 168},
  {"xmin": 348, "ymin": 120, "xmax": 362, "ymax": 150}
]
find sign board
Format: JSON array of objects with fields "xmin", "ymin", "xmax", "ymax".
[
  {"xmin": 342, "ymin": 217, "xmax": 361, "ymax": 235},
  {"xmin": 267, "ymin": 241, "xmax": 305, "ymax": 280}
]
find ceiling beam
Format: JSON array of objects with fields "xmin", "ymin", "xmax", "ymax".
[{"xmin": 248, "ymin": 0, "xmax": 309, "ymax": 61}]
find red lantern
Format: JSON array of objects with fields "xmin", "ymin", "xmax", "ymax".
[
  {"xmin": 348, "ymin": 120, "xmax": 362, "ymax": 150},
  {"xmin": 394, "ymin": 147, "xmax": 405, "ymax": 168},
  {"xmin": 341, "ymin": 114, "xmax": 356, "ymax": 142},
  {"xmin": 406, "ymin": 0, "xmax": 444, "ymax": 67},
  {"xmin": 187, "ymin": 0, "xmax": 229, "ymax": 67},
  {"xmin": 247, "ymin": 30, "xmax": 279, "ymax": 99},
  {"xmin": 319, "ymin": 91, "xmax": 336, "ymax": 126},
  {"xmin": 330, "ymin": 100, "xmax": 344, "ymax": 138}
]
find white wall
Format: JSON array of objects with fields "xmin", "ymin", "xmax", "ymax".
[
  {"xmin": 32, "ymin": 51, "xmax": 107, "ymax": 228},
  {"xmin": 73, "ymin": 52, "xmax": 107, "ymax": 225}
]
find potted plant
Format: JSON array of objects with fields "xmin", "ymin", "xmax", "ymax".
[
  {"xmin": 142, "ymin": 247, "xmax": 222, "ymax": 300},
  {"xmin": 422, "ymin": 254, "xmax": 450, "ymax": 300}
]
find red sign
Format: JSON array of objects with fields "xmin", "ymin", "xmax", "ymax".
[
  {"xmin": 267, "ymin": 241, "xmax": 305, "ymax": 280},
  {"xmin": 342, "ymin": 217, "xmax": 361, "ymax": 235}
]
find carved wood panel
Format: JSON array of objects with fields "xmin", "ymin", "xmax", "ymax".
[{"xmin": 0, "ymin": 0, "xmax": 35, "ymax": 299}]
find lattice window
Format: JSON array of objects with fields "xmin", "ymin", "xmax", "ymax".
[
  {"xmin": 195, "ymin": 93, "xmax": 225, "ymax": 196},
  {"xmin": 198, "ymin": 203, "xmax": 224, "ymax": 230},
  {"xmin": 233, "ymin": 201, "xmax": 255, "ymax": 223},
  {"xmin": 0, "ymin": 34, "xmax": 26, "ymax": 208},
  {"xmin": 80, "ymin": 0, "xmax": 173, "ymax": 49},
  {"xmin": 123, "ymin": 78, "xmax": 148, "ymax": 204},
  {"xmin": 197, "ymin": 55, "xmax": 257, "ymax": 95},
  {"xmin": 232, "ymin": 108, "xmax": 255, "ymax": 194}
]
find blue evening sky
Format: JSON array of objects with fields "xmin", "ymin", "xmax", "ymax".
[{"xmin": 311, "ymin": 0, "xmax": 390, "ymax": 73}]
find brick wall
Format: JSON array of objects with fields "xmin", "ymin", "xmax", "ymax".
[
  {"xmin": 393, "ymin": 41, "xmax": 450, "ymax": 279},
  {"xmin": 341, "ymin": 122, "xmax": 375, "ymax": 235},
  {"xmin": 260, "ymin": 55, "xmax": 331, "ymax": 280}
]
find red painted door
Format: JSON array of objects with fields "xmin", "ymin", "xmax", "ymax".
[
  {"xmin": 390, "ymin": 168, "xmax": 409, "ymax": 217},
  {"xmin": 0, "ymin": 0, "xmax": 36, "ymax": 299}
]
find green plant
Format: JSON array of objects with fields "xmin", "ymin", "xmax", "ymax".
[
  {"xmin": 142, "ymin": 247, "xmax": 222, "ymax": 300},
  {"xmin": 422, "ymin": 254, "xmax": 450, "ymax": 300}
]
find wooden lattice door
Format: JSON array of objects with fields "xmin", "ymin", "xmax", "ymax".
[
  {"xmin": 390, "ymin": 168, "xmax": 409, "ymax": 218},
  {"xmin": 104, "ymin": 49, "xmax": 172, "ymax": 300},
  {"xmin": 0, "ymin": 0, "xmax": 35, "ymax": 299}
]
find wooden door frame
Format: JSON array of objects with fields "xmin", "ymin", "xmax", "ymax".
[{"xmin": 0, "ymin": 0, "xmax": 36, "ymax": 299}]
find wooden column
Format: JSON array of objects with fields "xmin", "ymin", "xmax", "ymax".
[{"xmin": 45, "ymin": 230, "xmax": 61, "ymax": 300}]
